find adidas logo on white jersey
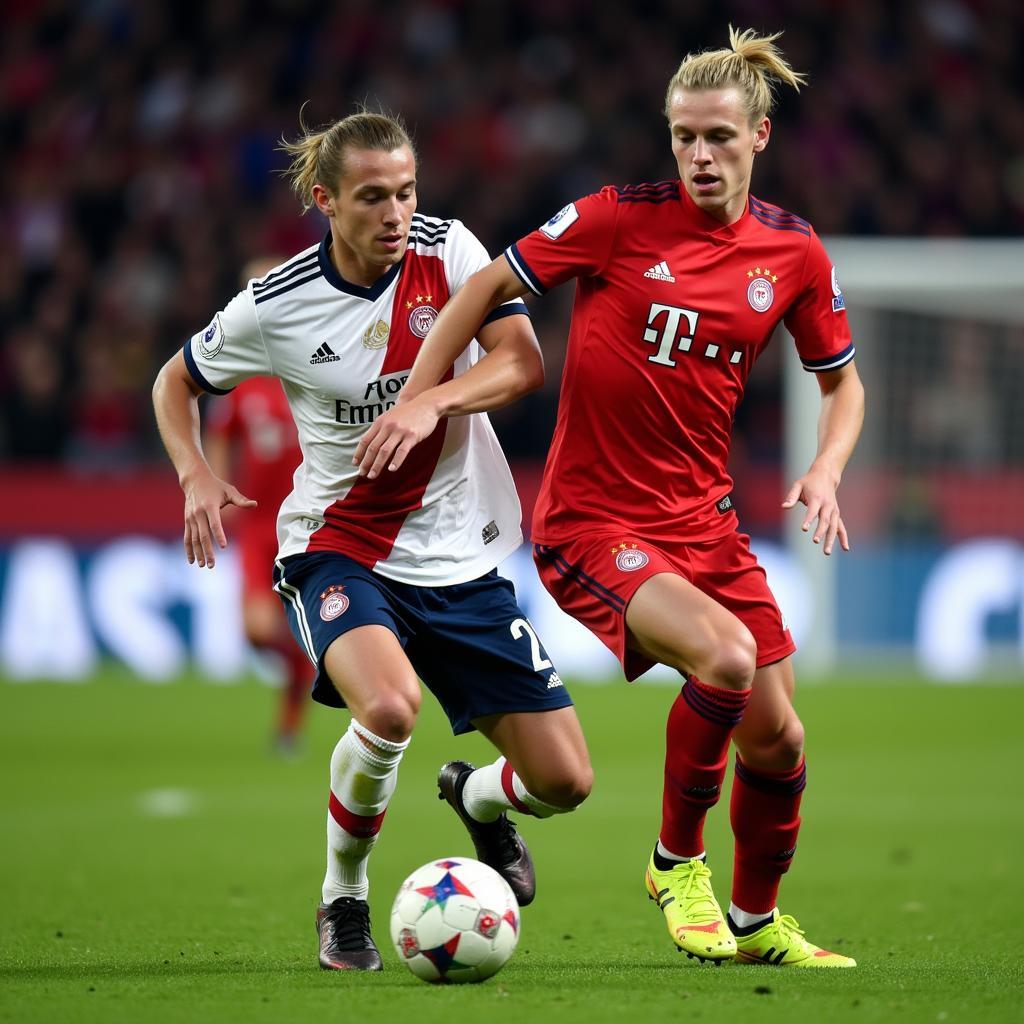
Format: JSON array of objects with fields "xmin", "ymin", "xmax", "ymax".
[
  {"xmin": 644, "ymin": 260, "xmax": 675, "ymax": 283},
  {"xmin": 310, "ymin": 342, "xmax": 341, "ymax": 365}
]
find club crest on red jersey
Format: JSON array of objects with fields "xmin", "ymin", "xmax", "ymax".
[
  {"xmin": 406, "ymin": 295, "xmax": 438, "ymax": 338},
  {"xmin": 745, "ymin": 266, "xmax": 777, "ymax": 313},
  {"xmin": 611, "ymin": 542, "xmax": 649, "ymax": 572},
  {"xmin": 319, "ymin": 584, "xmax": 350, "ymax": 620}
]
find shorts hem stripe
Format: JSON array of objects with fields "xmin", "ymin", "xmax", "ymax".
[
  {"xmin": 274, "ymin": 559, "xmax": 317, "ymax": 664},
  {"xmin": 535, "ymin": 544, "xmax": 625, "ymax": 611}
]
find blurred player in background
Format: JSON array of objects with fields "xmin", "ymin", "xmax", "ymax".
[
  {"xmin": 204, "ymin": 261, "xmax": 311, "ymax": 751},
  {"xmin": 356, "ymin": 28, "xmax": 864, "ymax": 968},
  {"xmin": 152, "ymin": 111, "xmax": 592, "ymax": 972}
]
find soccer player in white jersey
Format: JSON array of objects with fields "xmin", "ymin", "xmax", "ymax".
[{"xmin": 152, "ymin": 111, "xmax": 593, "ymax": 971}]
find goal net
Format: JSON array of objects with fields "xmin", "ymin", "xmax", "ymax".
[{"xmin": 784, "ymin": 239, "xmax": 1024, "ymax": 680}]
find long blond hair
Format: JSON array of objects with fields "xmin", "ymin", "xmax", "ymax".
[
  {"xmin": 279, "ymin": 107, "xmax": 415, "ymax": 211},
  {"xmin": 664, "ymin": 26, "xmax": 807, "ymax": 122}
]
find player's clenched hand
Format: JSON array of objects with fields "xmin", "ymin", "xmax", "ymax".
[
  {"xmin": 353, "ymin": 397, "xmax": 441, "ymax": 479},
  {"xmin": 182, "ymin": 470, "xmax": 257, "ymax": 569},
  {"xmin": 782, "ymin": 467, "xmax": 849, "ymax": 556}
]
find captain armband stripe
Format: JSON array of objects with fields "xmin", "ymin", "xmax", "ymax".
[
  {"xmin": 504, "ymin": 244, "xmax": 546, "ymax": 296},
  {"xmin": 182, "ymin": 341, "xmax": 233, "ymax": 395},
  {"xmin": 482, "ymin": 301, "xmax": 530, "ymax": 326},
  {"xmin": 801, "ymin": 342, "xmax": 855, "ymax": 372}
]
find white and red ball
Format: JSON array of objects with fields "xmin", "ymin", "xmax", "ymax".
[{"xmin": 389, "ymin": 857, "xmax": 520, "ymax": 983}]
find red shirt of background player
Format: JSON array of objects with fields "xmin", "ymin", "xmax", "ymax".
[{"xmin": 205, "ymin": 377, "xmax": 301, "ymax": 590}]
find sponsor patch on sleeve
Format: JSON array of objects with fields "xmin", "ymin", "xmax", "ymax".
[
  {"xmin": 195, "ymin": 315, "xmax": 225, "ymax": 358},
  {"xmin": 830, "ymin": 265, "xmax": 846, "ymax": 312},
  {"xmin": 539, "ymin": 203, "xmax": 579, "ymax": 240}
]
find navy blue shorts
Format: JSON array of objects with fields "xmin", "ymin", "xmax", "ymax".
[{"xmin": 272, "ymin": 552, "xmax": 573, "ymax": 735}]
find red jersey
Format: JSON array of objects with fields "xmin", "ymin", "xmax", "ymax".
[
  {"xmin": 506, "ymin": 181, "xmax": 854, "ymax": 544},
  {"xmin": 206, "ymin": 377, "xmax": 301, "ymax": 516}
]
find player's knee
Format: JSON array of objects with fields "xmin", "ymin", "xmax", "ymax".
[
  {"xmin": 357, "ymin": 685, "xmax": 421, "ymax": 743},
  {"xmin": 774, "ymin": 718, "xmax": 805, "ymax": 767},
  {"xmin": 740, "ymin": 716, "xmax": 805, "ymax": 771},
  {"xmin": 705, "ymin": 625, "xmax": 757, "ymax": 690}
]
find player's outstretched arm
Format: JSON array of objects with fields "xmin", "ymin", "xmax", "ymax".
[
  {"xmin": 354, "ymin": 258, "xmax": 534, "ymax": 479},
  {"xmin": 781, "ymin": 360, "xmax": 865, "ymax": 555},
  {"xmin": 152, "ymin": 349, "xmax": 256, "ymax": 569}
]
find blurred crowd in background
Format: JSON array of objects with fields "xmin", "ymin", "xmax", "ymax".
[{"xmin": 2, "ymin": 0, "xmax": 1022, "ymax": 470}]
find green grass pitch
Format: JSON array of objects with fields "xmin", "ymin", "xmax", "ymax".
[{"xmin": 1, "ymin": 669, "xmax": 1021, "ymax": 1023}]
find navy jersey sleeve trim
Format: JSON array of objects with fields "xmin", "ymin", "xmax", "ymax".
[
  {"xmin": 802, "ymin": 342, "xmax": 856, "ymax": 373},
  {"xmin": 482, "ymin": 300, "xmax": 530, "ymax": 326},
  {"xmin": 504, "ymin": 244, "xmax": 546, "ymax": 296},
  {"xmin": 182, "ymin": 340, "xmax": 234, "ymax": 395}
]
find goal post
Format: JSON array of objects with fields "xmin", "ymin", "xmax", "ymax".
[{"xmin": 784, "ymin": 238, "xmax": 1024, "ymax": 678}]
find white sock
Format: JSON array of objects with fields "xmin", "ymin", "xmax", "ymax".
[
  {"xmin": 461, "ymin": 756, "xmax": 572, "ymax": 822},
  {"xmin": 322, "ymin": 719, "xmax": 409, "ymax": 904},
  {"xmin": 728, "ymin": 903, "xmax": 775, "ymax": 928},
  {"xmin": 656, "ymin": 840, "xmax": 705, "ymax": 863}
]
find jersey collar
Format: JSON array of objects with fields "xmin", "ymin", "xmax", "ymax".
[
  {"xmin": 678, "ymin": 183, "xmax": 750, "ymax": 241},
  {"xmin": 317, "ymin": 231, "xmax": 403, "ymax": 300}
]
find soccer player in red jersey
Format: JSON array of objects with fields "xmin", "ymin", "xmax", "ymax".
[
  {"xmin": 205, "ymin": 370, "xmax": 311, "ymax": 750},
  {"xmin": 357, "ymin": 29, "xmax": 865, "ymax": 968}
]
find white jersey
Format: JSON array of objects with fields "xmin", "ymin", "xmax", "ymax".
[{"xmin": 184, "ymin": 214, "xmax": 528, "ymax": 586}]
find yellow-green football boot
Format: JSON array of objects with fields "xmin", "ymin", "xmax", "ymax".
[
  {"xmin": 645, "ymin": 854, "xmax": 736, "ymax": 963},
  {"xmin": 732, "ymin": 909, "xmax": 856, "ymax": 967}
]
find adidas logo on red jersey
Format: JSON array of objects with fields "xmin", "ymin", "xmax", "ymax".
[{"xmin": 644, "ymin": 260, "xmax": 675, "ymax": 283}]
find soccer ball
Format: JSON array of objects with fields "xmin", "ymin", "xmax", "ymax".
[{"xmin": 389, "ymin": 857, "xmax": 520, "ymax": 983}]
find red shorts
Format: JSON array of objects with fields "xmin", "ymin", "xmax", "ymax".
[
  {"xmin": 238, "ymin": 516, "xmax": 279, "ymax": 597},
  {"xmin": 533, "ymin": 529, "xmax": 795, "ymax": 681}
]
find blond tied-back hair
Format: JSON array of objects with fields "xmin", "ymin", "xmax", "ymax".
[
  {"xmin": 664, "ymin": 26, "xmax": 807, "ymax": 123},
  {"xmin": 279, "ymin": 107, "xmax": 416, "ymax": 211}
]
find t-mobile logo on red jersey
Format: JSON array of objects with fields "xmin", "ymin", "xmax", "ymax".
[
  {"xmin": 643, "ymin": 303, "xmax": 699, "ymax": 367},
  {"xmin": 642, "ymin": 303, "xmax": 744, "ymax": 369}
]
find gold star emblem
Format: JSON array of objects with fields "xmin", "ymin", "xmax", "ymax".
[
  {"xmin": 771, "ymin": 274, "xmax": 778, "ymax": 283},
  {"xmin": 424, "ymin": 294, "xmax": 432, "ymax": 303},
  {"xmin": 747, "ymin": 270, "xmax": 753, "ymax": 278},
  {"xmin": 405, "ymin": 301, "xmax": 413, "ymax": 309},
  {"xmin": 754, "ymin": 266, "xmax": 762, "ymax": 275},
  {"xmin": 763, "ymin": 267, "xmax": 771, "ymax": 276}
]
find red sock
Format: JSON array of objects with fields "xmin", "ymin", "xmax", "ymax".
[
  {"xmin": 660, "ymin": 678, "xmax": 751, "ymax": 857},
  {"xmin": 730, "ymin": 755, "xmax": 806, "ymax": 914}
]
